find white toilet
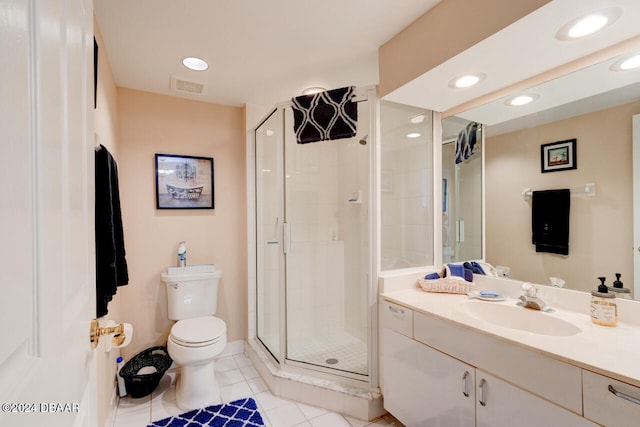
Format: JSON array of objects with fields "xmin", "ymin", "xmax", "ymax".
[{"xmin": 161, "ymin": 264, "xmax": 226, "ymax": 411}]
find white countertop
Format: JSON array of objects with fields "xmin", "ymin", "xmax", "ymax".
[{"xmin": 381, "ymin": 283, "xmax": 640, "ymax": 388}]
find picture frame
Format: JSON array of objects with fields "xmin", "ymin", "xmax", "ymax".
[
  {"xmin": 541, "ymin": 139, "xmax": 576, "ymax": 173},
  {"xmin": 94, "ymin": 37, "xmax": 98, "ymax": 109},
  {"xmin": 155, "ymin": 153, "xmax": 214, "ymax": 209}
]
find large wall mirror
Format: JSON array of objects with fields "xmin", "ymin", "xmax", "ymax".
[
  {"xmin": 441, "ymin": 117, "xmax": 483, "ymax": 265},
  {"xmin": 452, "ymin": 47, "xmax": 640, "ymax": 298}
]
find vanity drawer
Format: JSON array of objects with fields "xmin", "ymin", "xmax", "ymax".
[
  {"xmin": 583, "ymin": 370, "xmax": 640, "ymax": 427},
  {"xmin": 380, "ymin": 300, "xmax": 413, "ymax": 338}
]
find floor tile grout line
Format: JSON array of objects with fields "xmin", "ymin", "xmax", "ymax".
[{"xmin": 115, "ymin": 352, "xmax": 398, "ymax": 427}]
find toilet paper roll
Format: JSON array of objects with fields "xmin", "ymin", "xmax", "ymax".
[
  {"xmin": 112, "ymin": 323, "xmax": 133, "ymax": 349},
  {"xmin": 101, "ymin": 321, "xmax": 134, "ymax": 352}
]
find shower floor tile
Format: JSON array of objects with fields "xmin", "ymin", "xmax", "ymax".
[{"xmin": 288, "ymin": 332, "xmax": 368, "ymax": 375}]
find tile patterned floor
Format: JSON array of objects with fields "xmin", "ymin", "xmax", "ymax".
[
  {"xmin": 288, "ymin": 332, "xmax": 368, "ymax": 375},
  {"xmin": 113, "ymin": 352, "xmax": 403, "ymax": 427}
]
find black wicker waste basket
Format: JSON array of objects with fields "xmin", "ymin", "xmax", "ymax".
[{"xmin": 119, "ymin": 346, "xmax": 172, "ymax": 398}]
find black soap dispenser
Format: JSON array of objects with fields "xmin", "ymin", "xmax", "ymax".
[
  {"xmin": 591, "ymin": 277, "xmax": 617, "ymax": 326},
  {"xmin": 609, "ymin": 273, "xmax": 631, "ymax": 300}
]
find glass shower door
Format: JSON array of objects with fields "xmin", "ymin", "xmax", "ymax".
[
  {"xmin": 283, "ymin": 100, "xmax": 371, "ymax": 377},
  {"xmin": 441, "ymin": 117, "xmax": 483, "ymax": 263},
  {"xmin": 255, "ymin": 110, "xmax": 283, "ymax": 361}
]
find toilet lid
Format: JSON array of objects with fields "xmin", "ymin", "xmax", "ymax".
[{"xmin": 171, "ymin": 316, "xmax": 226, "ymax": 347}]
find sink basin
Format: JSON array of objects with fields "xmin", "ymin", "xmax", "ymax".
[{"xmin": 456, "ymin": 301, "xmax": 582, "ymax": 336}]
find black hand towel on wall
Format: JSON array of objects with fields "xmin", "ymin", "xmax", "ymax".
[
  {"xmin": 95, "ymin": 144, "xmax": 129, "ymax": 317},
  {"xmin": 532, "ymin": 189, "xmax": 570, "ymax": 255}
]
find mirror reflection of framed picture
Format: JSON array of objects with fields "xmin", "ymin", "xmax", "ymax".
[
  {"xmin": 155, "ymin": 153, "xmax": 214, "ymax": 209},
  {"xmin": 541, "ymin": 139, "xmax": 576, "ymax": 173},
  {"xmin": 442, "ymin": 178, "xmax": 448, "ymax": 213}
]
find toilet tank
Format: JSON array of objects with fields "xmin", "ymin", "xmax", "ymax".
[{"xmin": 161, "ymin": 264, "xmax": 223, "ymax": 320}]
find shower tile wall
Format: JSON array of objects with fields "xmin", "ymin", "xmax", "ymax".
[
  {"xmin": 287, "ymin": 240, "xmax": 345, "ymax": 342},
  {"xmin": 381, "ymin": 145, "xmax": 433, "ymax": 268},
  {"xmin": 380, "ymin": 102, "xmax": 434, "ymax": 271},
  {"xmin": 339, "ymin": 141, "xmax": 369, "ymax": 343},
  {"xmin": 284, "ymin": 107, "xmax": 370, "ymax": 370},
  {"xmin": 286, "ymin": 140, "xmax": 344, "ymax": 342}
]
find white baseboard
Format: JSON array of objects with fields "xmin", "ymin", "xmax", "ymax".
[{"xmin": 219, "ymin": 339, "xmax": 244, "ymax": 358}]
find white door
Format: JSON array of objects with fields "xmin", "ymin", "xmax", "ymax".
[
  {"xmin": 0, "ymin": 1, "xmax": 97, "ymax": 426},
  {"xmin": 633, "ymin": 114, "xmax": 640, "ymax": 299}
]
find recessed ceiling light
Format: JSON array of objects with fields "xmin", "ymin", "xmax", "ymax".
[
  {"xmin": 620, "ymin": 55, "xmax": 640, "ymax": 70},
  {"xmin": 448, "ymin": 73, "xmax": 486, "ymax": 89},
  {"xmin": 407, "ymin": 132, "xmax": 421, "ymax": 138},
  {"xmin": 505, "ymin": 94, "xmax": 539, "ymax": 106},
  {"xmin": 265, "ymin": 130, "xmax": 275, "ymax": 136},
  {"xmin": 556, "ymin": 8, "xmax": 621, "ymax": 41},
  {"xmin": 410, "ymin": 114, "xmax": 426, "ymax": 124},
  {"xmin": 302, "ymin": 87, "xmax": 326, "ymax": 95},
  {"xmin": 182, "ymin": 57, "xmax": 209, "ymax": 71},
  {"xmin": 610, "ymin": 52, "xmax": 640, "ymax": 71}
]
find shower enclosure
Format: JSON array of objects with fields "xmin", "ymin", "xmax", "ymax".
[{"xmin": 253, "ymin": 87, "xmax": 375, "ymax": 381}]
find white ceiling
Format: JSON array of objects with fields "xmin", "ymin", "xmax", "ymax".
[
  {"xmin": 93, "ymin": 0, "xmax": 440, "ymax": 108},
  {"xmin": 383, "ymin": 0, "xmax": 640, "ymax": 114}
]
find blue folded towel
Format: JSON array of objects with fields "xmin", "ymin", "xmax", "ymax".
[
  {"xmin": 447, "ymin": 264, "xmax": 473, "ymax": 282},
  {"xmin": 463, "ymin": 261, "xmax": 486, "ymax": 275},
  {"xmin": 424, "ymin": 272, "xmax": 441, "ymax": 280}
]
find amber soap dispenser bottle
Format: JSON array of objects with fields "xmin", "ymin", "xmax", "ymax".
[{"xmin": 591, "ymin": 277, "xmax": 617, "ymax": 326}]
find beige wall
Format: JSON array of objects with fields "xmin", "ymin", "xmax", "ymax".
[
  {"xmin": 486, "ymin": 101, "xmax": 640, "ymax": 292},
  {"xmin": 378, "ymin": 0, "xmax": 550, "ymax": 97},
  {"xmin": 116, "ymin": 88, "xmax": 247, "ymax": 361}
]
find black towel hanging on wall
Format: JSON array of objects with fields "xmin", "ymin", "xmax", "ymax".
[
  {"xmin": 531, "ymin": 189, "xmax": 570, "ymax": 255},
  {"xmin": 95, "ymin": 144, "xmax": 129, "ymax": 317},
  {"xmin": 291, "ymin": 86, "xmax": 357, "ymax": 144}
]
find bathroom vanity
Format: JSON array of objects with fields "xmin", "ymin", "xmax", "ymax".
[{"xmin": 379, "ymin": 277, "xmax": 640, "ymax": 427}]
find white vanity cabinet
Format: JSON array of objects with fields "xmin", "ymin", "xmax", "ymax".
[
  {"xmin": 583, "ymin": 370, "xmax": 640, "ymax": 426},
  {"xmin": 380, "ymin": 299, "xmax": 598, "ymax": 427},
  {"xmin": 382, "ymin": 327, "xmax": 475, "ymax": 426},
  {"xmin": 475, "ymin": 370, "xmax": 595, "ymax": 427}
]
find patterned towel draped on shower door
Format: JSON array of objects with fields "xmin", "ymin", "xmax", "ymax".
[{"xmin": 291, "ymin": 86, "xmax": 357, "ymax": 144}]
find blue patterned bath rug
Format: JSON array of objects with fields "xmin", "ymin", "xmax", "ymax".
[{"xmin": 148, "ymin": 397, "xmax": 265, "ymax": 427}]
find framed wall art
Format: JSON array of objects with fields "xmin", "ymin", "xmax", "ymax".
[
  {"xmin": 541, "ymin": 139, "xmax": 576, "ymax": 173},
  {"xmin": 155, "ymin": 153, "xmax": 214, "ymax": 209}
]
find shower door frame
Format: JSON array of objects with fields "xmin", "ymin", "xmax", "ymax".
[{"xmin": 249, "ymin": 86, "xmax": 380, "ymax": 387}]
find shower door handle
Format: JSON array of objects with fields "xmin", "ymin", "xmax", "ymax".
[{"xmin": 283, "ymin": 222, "xmax": 291, "ymax": 254}]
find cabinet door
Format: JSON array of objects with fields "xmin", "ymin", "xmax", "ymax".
[
  {"xmin": 382, "ymin": 328, "xmax": 475, "ymax": 427},
  {"xmin": 476, "ymin": 371, "xmax": 598, "ymax": 427},
  {"xmin": 583, "ymin": 370, "xmax": 640, "ymax": 427}
]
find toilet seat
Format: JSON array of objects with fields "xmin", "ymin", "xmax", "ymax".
[{"xmin": 170, "ymin": 316, "xmax": 226, "ymax": 348}]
